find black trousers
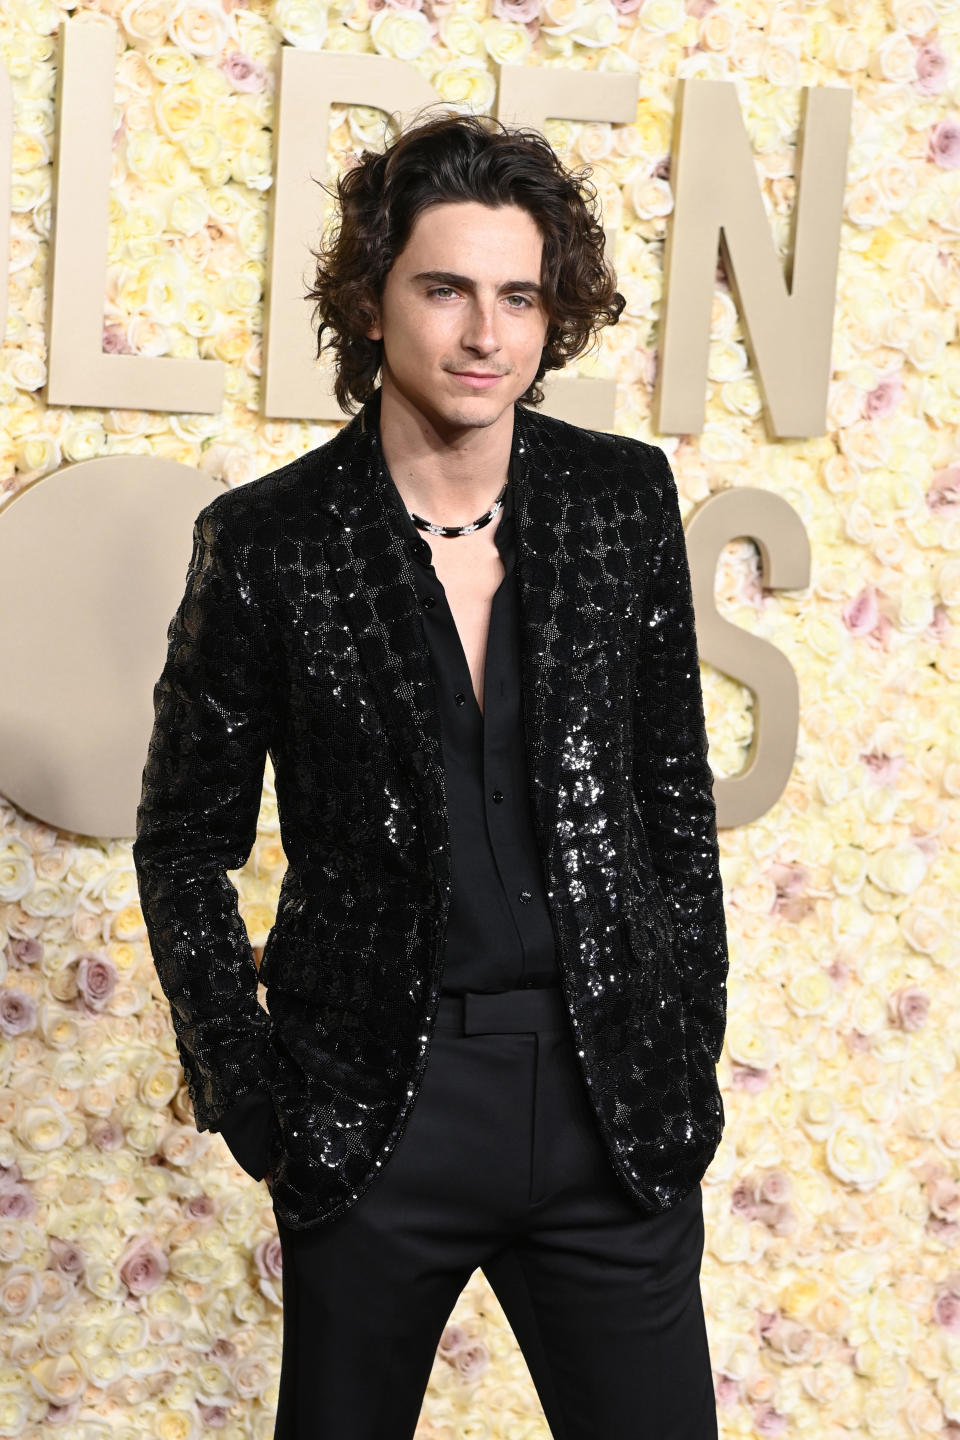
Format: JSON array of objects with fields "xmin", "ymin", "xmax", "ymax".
[{"xmin": 273, "ymin": 985, "xmax": 718, "ymax": 1440}]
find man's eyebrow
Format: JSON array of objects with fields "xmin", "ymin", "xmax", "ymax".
[{"xmin": 412, "ymin": 270, "xmax": 543, "ymax": 296}]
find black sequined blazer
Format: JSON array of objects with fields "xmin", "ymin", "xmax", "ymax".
[{"xmin": 133, "ymin": 384, "xmax": 728, "ymax": 1231}]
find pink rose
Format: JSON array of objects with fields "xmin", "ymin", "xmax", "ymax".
[
  {"xmin": 103, "ymin": 324, "xmax": 133, "ymax": 355},
  {"xmin": 890, "ymin": 985, "xmax": 929, "ymax": 1031},
  {"xmin": 118, "ymin": 1236, "xmax": 168, "ymax": 1296},
  {"xmin": 862, "ymin": 751, "xmax": 905, "ymax": 784},
  {"xmin": 716, "ymin": 1375, "xmax": 740, "ymax": 1407},
  {"xmin": 864, "ymin": 372, "xmax": 903, "ymax": 419},
  {"xmin": 759, "ymin": 1169, "xmax": 792, "ymax": 1203},
  {"xmin": 220, "ymin": 51, "xmax": 268, "ymax": 93},
  {"xmin": 45, "ymin": 1400, "xmax": 81, "ymax": 1428},
  {"xmin": 0, "ymin": 988, "xmax": 36, "ymax": 1036},
  {"xmin": 754, "ymin": 1403, "xmax": 789, "ymax": 1436},
  {"xmin": 927, "ymin": 463, "xmax": 960, "ymax": 513},
  {"xmin": 843, "ymin": 585, "xmax": 880, "ymax": 636},
  {"xmin": 184, "ymin": 1193, "xmax": 217, "ymax": 1221},
  {"xmin": 915, "ymin": 42, "xmax": 948, "ymax": 94},
  {"xmin": 48, "ymin": 1237, "xmax": 85, "ymax": 1279},
  {"xmin": 731, "ymin": 1178, "xmax": 758, "ymax": 1216},
  {"xmin": 455, "ymin": 1340, "xmax": 490, "ymax": 1381},
  {"xmin": 90, "ymin": 1118, "xmax": 125, "ymax": 1151},
  {"xmin": 7, "ymin": 937, "xmax": 42, "ymax": 966},
  {"xmin": 731, "ymin": 1064, "xmax": 770, "ymax": 1092},
  {"xmin": 933, "ymin": 1291, "xmax": 960, "ymax": 1332},
  {"xmin": 927, "ymin": 1174, "xmax": 960, "ymax": 1221},
  {"xmin": 492, "ymin": 0, "xmax": 541, "ymax": 18},
  {"xmin": 255, "ymin": 1233, "xmax": 283, "ymax": 1281},
  {"xmin": 438, "ymin": 1322, "xmax": 470, "ymax": 1356},
  {"xmin": 0, "ymin": 1188, "xmax": 37, "ymax": 1219},
  {"xmin": 930, "ymin": 118, "xmax": 960, "ymax": 169},
  {"xmin": 76, "ymin": 953, "xmax": 117, "ymax": 1011},
  {"xmin": 197, "ymin": 1404, "xmax": 230, "ymax": 1428}
]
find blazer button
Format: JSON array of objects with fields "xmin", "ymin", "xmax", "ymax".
[
  {"xmin": 492, "ymin": 789, "xmax": 503, "ymax": 803},
  {"xmin": 421, "ymin": 594, "xmax": 436, "ymax": 609},
  {"xmin": 519, "ymin": 889, "xmax": 532, "ymax": 903},
  {"xmin": 455, "ymin": 692, "xmax": 466, "ymax": 705}
]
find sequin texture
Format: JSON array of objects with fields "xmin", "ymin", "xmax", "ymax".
[{"xmin": 133, "ymin": 385, "xmax": 728, "ymax": 1231}]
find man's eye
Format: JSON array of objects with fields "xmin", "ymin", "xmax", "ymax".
[{"xmin": 426, "ymin": 288, "xmax": 532, "ymax": 309}]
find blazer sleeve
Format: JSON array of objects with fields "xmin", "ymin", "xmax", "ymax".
[
  {"xmin": 132, "ymin": 497, "xmax": 276, "ymax": 1134},
  {"xmin": 633, "ymin": 444, "xmax": 728, "ymax": 1067}
]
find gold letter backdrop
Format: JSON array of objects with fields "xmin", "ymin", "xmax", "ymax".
[{"xmin": 1, "ymin": 1, "xmax": 960, "ymax": 1438}]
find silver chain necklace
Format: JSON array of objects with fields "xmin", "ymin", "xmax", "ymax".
[{"xmin": 409, "ymin": 480, "xmax": 509, "ymax": 538}]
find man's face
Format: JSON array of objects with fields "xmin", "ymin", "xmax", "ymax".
[{"xmin": 364, "ymin": 200, "xmax": 551, "ymax": 435}]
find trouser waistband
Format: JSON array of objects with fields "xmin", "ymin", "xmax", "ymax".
[{"xmin": 435, "ymin": 985, "xmax": 569, "ymax": 1035}]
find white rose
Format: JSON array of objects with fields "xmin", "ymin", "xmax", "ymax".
[
  {"xmin": 433, "ymin": 62, "xmax": 497, "ymax": 110},
  {"xmin": 868, "ymin": 30, "xmax": 922, "ymax": 83},
  {"xmin": 707, "ymin": 337, "xmax": 747, "ymax": 382},
  {"xmin": 831, "ymin": 29, "xmax": 870, "ymax": 70},
  {"xmin": 120, "ymin": 0, "xmax": 169, "ymax": 48},
  {"xmin": 639, "ymin": 0, "xmax": 685, "ymax": 33},
  {"xmin": 825, "ymin": 1119, "xmax": 891, "ymax": 1189},
  {"xmin": 441, "ymin": 13, "xmax": 484, "ymax": 54},
  {"xmin": 866, "ymin": 844, "xmax": 927, "ymax": 895},
  {"xmin": 10, "ymin": 351, "xmax": 47, "ymax": 393},
  {"xmin": 846, "ymin": 178, "xmax": 892, "ymax": 228},
  {"xmin": 570, "ymin": 0, "xmax": 619, "ymax": 47},
  {"xmin": 15, "ymin": 432, "xmax": 61, "ymax": 478},
  {"xmin": 370, "ymin": 8, "xmax": 432, "ymax": 59},
  {"xmin": 481, "ymin": 19, "xmax": 533, "ymax": 64},
  {"xmin": 168, "ymin": 187, "xmax": 210, "ymax": 236},
  {"xmin": 62, "ymin": 421, "xmax": 107, "ymax": 463},
  {"xmin": 272, "ymin": 0, "xmax": 329, "ymax": 49},
  {"xmin": 700, "ymin": 9, "xmax": 737, "ymax": 51},
  {"xmin": 628, "ymin": 173, "xmax": 673, "ymax": 220},
  {"xmin": 892, "ymin": 0, "xmax": 937, "ymax": 32},
  {"xmin": 762, "ymin": 40, "xmax": 801, "ymax": 86},
  {"xmin": 541, "ymin": 0, "xmax": 586, "ymax": 34}
]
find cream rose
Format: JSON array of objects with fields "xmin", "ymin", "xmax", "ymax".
[
  {"xmin": 9, "ymin": 352, "xmax": 47, "ymax": 394},
  {"xmin": 868, "ymin": 30, "xmax": 922, "ymax": 83},
  {"xmin": 14, "ymin": 433, "xmax": 61, "ymax": 479},
  {"xmin": 370, "ymin": 7, "xmax": 432, "ymax": 58},
  {"xmin": 481, "ymin": 19, "xmax": 533, "ymax": 63},
  {"xmin": 168, "ymin": 0, "xmax": 232, "ymax": 57},
  {"xmin": 440, "ymin": 13, "xmax": 484, "ymax": 54},
  {"xmin": 639, "ymin": 0, "xmax": 685, "ymax": 33},
  {"xmin": 120, "ymin": 0, "xmax": 170, "ymax": 48},
  {"xmin": 429, "ymin": 62, "xmax": 496, "ymax": 109},
  {"xmin": 272, "ymin": 0, "xmax": 330, "ymax": 48},
  {"xmin": 569, "ymin": 0, "xmax": 619, "ymax": 47}
]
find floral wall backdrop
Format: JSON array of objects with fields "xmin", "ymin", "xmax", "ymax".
[{"xmin": 1, "ymin": 0, "xmax": 960, "ymax": 1436}]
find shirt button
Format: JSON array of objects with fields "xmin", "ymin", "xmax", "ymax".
[
  {"xmin": 492, "ymin": 789, "xmax": 503, "ymax": 803},
  {"xmin": 421, "ymin": 594, "xmax": 436, "ymax": 609},
  {"xmin": 454, "ymin": 692, "xmax": 466, "ymax": 705},
  {"xmin": 519, "ymin": 889, "xmax": 532, "ymax": 903},
  {"xmin": 414, "ymin": 539, "xmax": 430, "ymax": 560}
]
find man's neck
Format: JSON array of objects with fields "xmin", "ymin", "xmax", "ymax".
[{"xmin": 377, "ymin": 382, "xmax": 514, "ymax": 527}]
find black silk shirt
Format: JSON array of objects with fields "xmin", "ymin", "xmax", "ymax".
[
  {"xmin": 382, "ymin": 460, "xmax": 560, "ymax": 995},
  {"xmin": 220, "ymin": 453, "xmax": 560, "ymax": 1177}
]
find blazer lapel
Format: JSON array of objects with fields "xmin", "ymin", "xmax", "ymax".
[{"xmin": 320, "ymin": 385, "xmax": 580, "ymax": 893}]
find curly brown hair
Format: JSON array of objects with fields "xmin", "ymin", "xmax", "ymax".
[{"xmin": 304, "ymin": 107, "xmax": 626, "ymax": 415}]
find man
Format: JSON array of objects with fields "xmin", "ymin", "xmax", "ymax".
[{"xmin": 133, "ymin": 110, "xmax": 728, "ymax": 1439}]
